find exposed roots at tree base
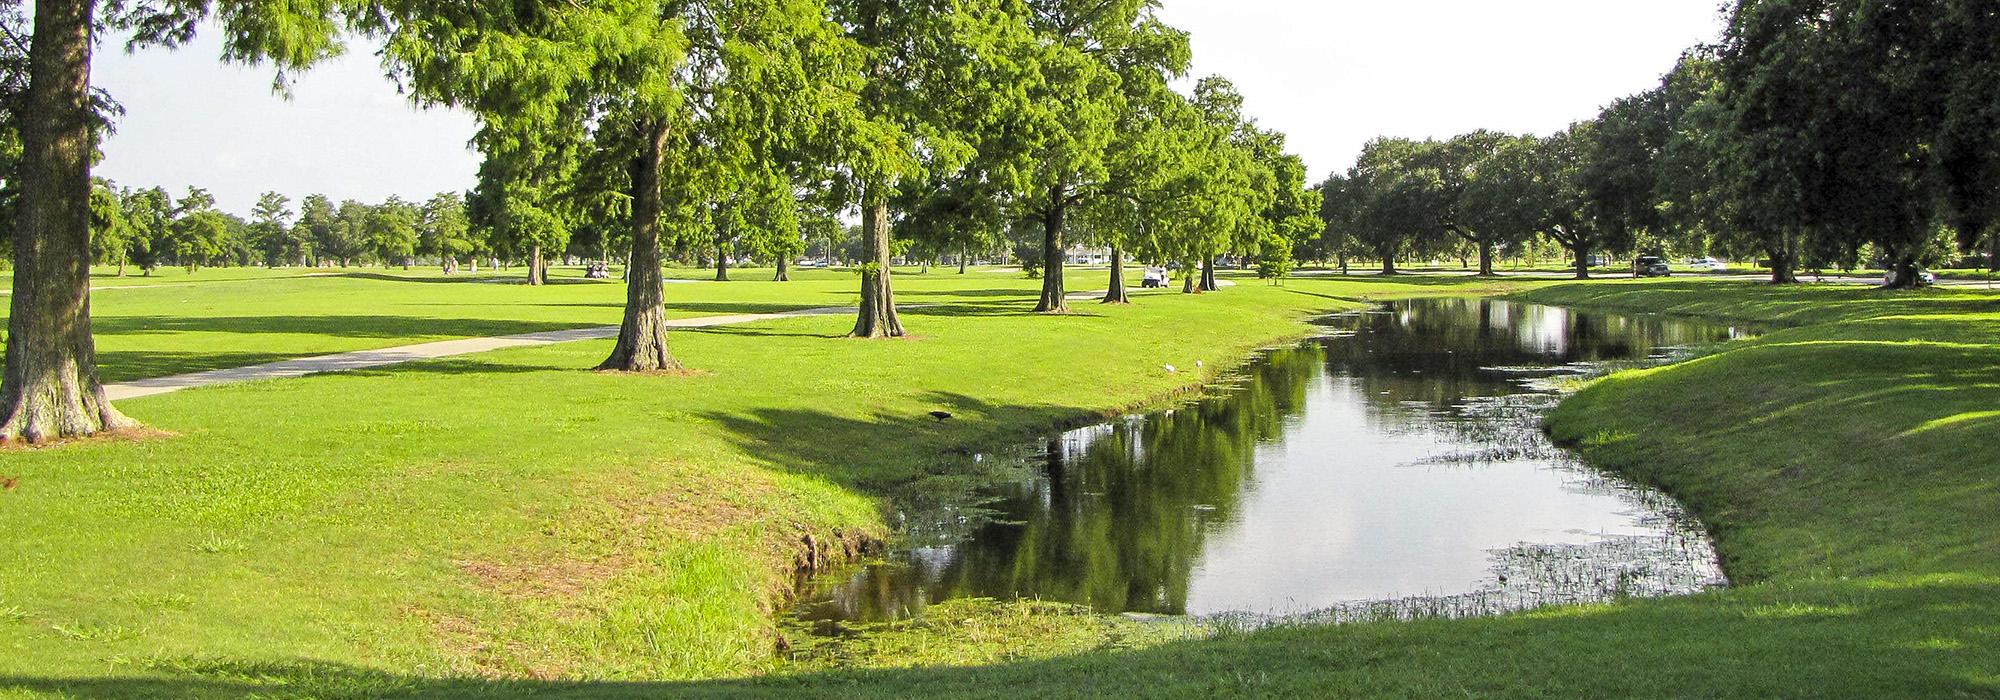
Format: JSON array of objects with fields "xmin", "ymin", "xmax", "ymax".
[
  {"xmin": 0, "ymin": 425, "xmax": 171, "ymax": 451},
  {"xmin": 591, "ymin": 367, "xmax": 708, "ymax": 378}
]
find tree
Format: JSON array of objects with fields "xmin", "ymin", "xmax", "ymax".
[
  {"xmin": 826, "ymin": 0, "xmax": 1028, "ymax": 336},
  {"xmin": 87, "ymin": 180, "xmax": 133, "ymax": 275},
  {"xmin": 169, "ymin": 188, "xmax": 227, "ymax": 271},
  {"xmin": 1311, "ymin": 175, "xmax": 1358, "ymax": 273},
  {"xmin": 418, "ymin": 192, "xmax": 473, "ymax": 271},
  {"xmin": 1456, "ymin": 134, "xmax": 1545, "ymax": 275},
  {"xmin": 2, "ymin": 0, "xmax": 351, "ymax": 441},
  {"xmin": 383, "ymin": 0, "xmax": 871, "ymax": 370},
  {"xmin": 367, "ymin": 196, "xmax": 419, "ymax": 268},
  {"xmin": 247, "ymin": 191, "xmax": 294, "ymax": 266},
  {"xmin": 1580, "ymin": 93, "xmax": 1669, "ymax": 272},
  {"xmin": 327, "ymin": 200, "xmax": 371, "ymax": 267},
  {"xmin": 1531, "ymin": 125, "xmax": 1637, "ymax": 279},
  {"xmin": 120, "ymin": 186, "xmax": 172, "ymax": 274},
  {"xmin": 293, "ymin": 193, "xmax": 334, "ymax": 267},
  {"xmin": 1340, "ymin": 137, "xmax": 1441, "ymax": 275},
  {"xmin": 1930, "ymin": 1, "xmax": 2000, "ymax": 271},
  {"xmin": 0, "ymin": 0, "xmax": 135, "ymax": 440},
  {"xmin": 987, "ymin": 0, "xmax": 1190, "ymax": 313}
]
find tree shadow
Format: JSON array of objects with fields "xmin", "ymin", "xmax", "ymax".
[
  {"xmin": 329, "ymin": 272, "xmax": 613, "ymax": 286},
  {"xmin": 92, "ymin": 350, "xmax": 302, "ymax": 383},
  {"xmin": 1, "ymin": 575, "xmax": 1991, "ymax": 698},
  {"xmin": 91, "ymin": 315, "xmax": 594, "ymax": 341}
]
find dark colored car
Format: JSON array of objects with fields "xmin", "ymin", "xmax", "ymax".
[{"xmin": 1634, "ymin": 256, "xmax": 1672, "ymax": 277}]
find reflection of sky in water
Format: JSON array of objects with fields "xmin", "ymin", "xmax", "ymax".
[
  {"xmin": 796, "ymin": 299, "xmax": 1741, "ymax": 623},
  {"xmin": 1185, "ymin": 374, "xmax": 1675, "ymax": 615}
]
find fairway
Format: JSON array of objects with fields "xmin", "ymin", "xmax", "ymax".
[
  {"xmin": 0, "ymin": 269, "xmax": 1531, "ymax": 689},
  {"xmin": 1, "ymin": 273, "xmax": 1995, "ymax": 698}
]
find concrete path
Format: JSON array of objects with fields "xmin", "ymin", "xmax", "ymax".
[
  {"xmin": 103, "ymin": 306, "xmax": 855, "ymax": 402},
  {"xmin": 101, "ymin": 282, "xmax": 1240, "ymax": 403}
]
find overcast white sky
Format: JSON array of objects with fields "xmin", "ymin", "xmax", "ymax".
[{"xmin": 91, "ymin": 0, "xmax": 1728, "ymax": 215}]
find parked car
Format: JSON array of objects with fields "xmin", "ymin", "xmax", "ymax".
[
  {"xmin": 1141, "ymin": 267, "xmax": 1170, "ymax": 288},
  {"xmin": 1634, "ymin": 256, "xmax": 1673, "ymax": 277},
  {"xmin": 1688, "ymin": 257, "xmax": 1728, "ymax": 272}
]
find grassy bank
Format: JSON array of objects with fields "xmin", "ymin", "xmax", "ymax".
[
  {"xmin": 692, "ymin": 280, "xmax": 1994, "ymax": 697},
  {"xmin": 0, "ymin": 270, "xmax": 1530, "ymax": 695},
  {"xmin": 10, "ymin": 277, "xmax": 1992, "ymax": 698}
]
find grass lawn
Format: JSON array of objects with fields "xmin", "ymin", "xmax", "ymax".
[
  {"xmin": 0, "ymin": 268, "xmax": 1532, "ymax": 697},
  {"xmin": 0, "ymin": 265, "xmax": 1087, "ymax": 383},
  {"xmin": 5, "ymin": 274, "xmax": 1993, "ymax": 698}
]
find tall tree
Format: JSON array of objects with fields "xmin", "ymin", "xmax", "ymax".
[
  {"xmin": 1533, "ymin": 124, "xmax": 1636, "ymax": 279},
  {"xmin": 168, "ymin": 188, "xmax": 228, "ymax": 270},
  {"xmin": 247, "ymin": 190, "xmax": 293, "ymax": 266},
  {"xmin": 418, "ymin": 191, "xmax": 473, "ymax": 271},
  {"xmin": 2, "ymin": 0, "xmax": 354, "ymax": 440},
  {"xmin": 383, "ymin": 0, "xmax": 870, "ymax": 370},
  {"xmin": 293, "ymin": 193, "xmax": 334, "ymax": 267},
  {"xmin": 86, "ymin": 179, "xmax": 132, "ymax": 275},
  {"xmin": 367, "ymin": 195, "xmax": 419, "ymax": 268},
  {"xmin": 990, "ymin": 0, "xmax": 1189, "ymax": 313}
]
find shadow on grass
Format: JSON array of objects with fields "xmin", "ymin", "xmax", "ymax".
[
  {"xmin": 2, "ymin": 576, "xmax": 1992, "ymax": 698},
  {"xmin": 91, "ymin": 315, "xmax": 598, "ymax": 340},
  {"xmin": 93, "ymin": 350, "xmax": 302, "ymax": 383},
  {"xmin": 329, "ymin": 272, "xmax": 613, "ymax": 286},
  {"xmin": 1518, "ymin": 280, "xmax": 2000, "ymax": 327}
]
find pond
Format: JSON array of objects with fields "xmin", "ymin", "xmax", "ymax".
[{"xmin": 795, "ymin": 298, "xmax": 1749, "ymax": 625}]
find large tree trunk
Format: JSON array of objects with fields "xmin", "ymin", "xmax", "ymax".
[
  {"xmin": 1988, "ymin": 230, "xmax": 1999, "ymax": 273},
  {"xmin": 714, "ymin": 240, "xmax": 729, "ymax": 281},
  {"xmin": 1103, "ymin": 244, "xmax": 1129, "ymax": 304},
  {"xmin": 1035, "ymin": 192, "xmax": 1068, "ymax": 313},
  {"xmin": 1477, "ymin": 242, "xmax": 1496, "ymax": 276},
  {"xmin": 851, "ymin": 183, "xmax": 905, "ymax": 338},
  {"xmin": 527, "ymin": 245, "xmax": 548, "ymax": 286},
  {"xmin": 598, "ymin": 121, "xmax": 681, "ymax": 372},
  {"xmin": 959, "ymin": 247, "xmax": 969, "ymax": 274},
  {"xmin": 1767, "ymin": 240, "xmax": 1799, "ymax": 285},
  {"xmin": 1199, "ymin": 257, "xmax": 1219, "ymax": 292},
  {"xmin": 1572, "ymin": 244, "xmax": 1592, "ymax": 280},
  {"xmin": 1882, "ymin": 251, "xmax": 1924, "ymax": 289},
  {"xmin": 1, "ymin": 0, "xmax": 134, "ymax": 443},
  {"xmin": 1378, "ymin": 246, "xmax": 1397, "ymax": 275},
  {"xmin": 774, "ymin": 257, "xmax": 789, "ymax": 282}
]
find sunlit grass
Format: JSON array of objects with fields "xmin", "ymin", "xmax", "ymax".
[{"xmin": 0, "ymin": 269, "xmax": 1513, "ymax": 690}]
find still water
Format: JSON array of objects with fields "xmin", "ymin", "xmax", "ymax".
[{"xmin": 798, "ymin": 298, "xmax": 1747, "ymax": 623}]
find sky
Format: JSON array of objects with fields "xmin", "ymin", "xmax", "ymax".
[{"xmin": 91, "ymin": 0, "xmax": 1729, "ymax": 215}]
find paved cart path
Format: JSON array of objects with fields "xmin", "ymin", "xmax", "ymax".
[
  {"xmin": 101, "ymin": 281, "xmax": 1234, "ymax": 403},
  {"xmin": 103, "ymin": 306, "xmax": 856, "ymax": 402}
]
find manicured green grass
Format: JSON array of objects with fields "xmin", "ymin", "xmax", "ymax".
[
  {"xmin": 0, "ymin": 265, "xmax": 1059, "ymax": 382},
  {"xmin": 0, "ymin": 269, "xmax": 1529, "ymax": 697},
  {"xmin": 13, "ymin": 275, "xmax": 1991, "ymax": 698}
]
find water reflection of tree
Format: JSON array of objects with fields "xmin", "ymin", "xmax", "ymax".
[
  {"xmin": 1324, "ymin": 299, "xmax": 1736, "ymax": 425},
  {"xmin": 805, "ymin": 344, "xmax": 1324, "ymax": 619},
  {"xmin": 802, "ymin": 300, "xmax": 1740, "ymax": 622}
]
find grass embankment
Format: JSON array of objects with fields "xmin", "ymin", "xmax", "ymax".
[
  {"xmin": 0, "ymin": 269, "xmax": 1525, "ymax": 696},
  {"xmin": 680, "ymin": 280, "xmax": 1993, "ymax": 697}
]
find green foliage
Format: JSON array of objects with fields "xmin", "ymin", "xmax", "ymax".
[
  {"xmin": 247, "ymin": 191, "xmax": 297, "ymax": 266},
  {"xmin": 419, "ymin": 191, "xmax": 475, "ymax": 262},
  {"xmin": 366, "ymin": 196, "xmax": 420, "ymax": 267}
]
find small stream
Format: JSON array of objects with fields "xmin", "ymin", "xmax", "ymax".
[{"xmin": 795, "ymin": 298, "xmax": 1748, "ymax": 626}]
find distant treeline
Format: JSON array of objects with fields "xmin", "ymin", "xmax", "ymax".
[{"xmin": 1318, "ymin": 0, "xmax": 2000, "ymax": 286}]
